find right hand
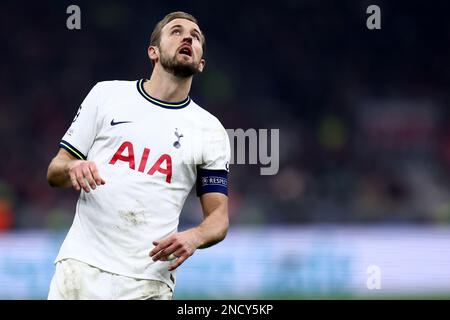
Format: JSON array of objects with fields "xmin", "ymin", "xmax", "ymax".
[{"xmin": 67, "ymin": 160, "xmax": 106, "ymax": 192}]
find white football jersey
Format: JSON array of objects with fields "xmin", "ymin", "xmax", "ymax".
[{"xmin": 55, "ymin": 79, "xmax": 230, "ymax": 291}]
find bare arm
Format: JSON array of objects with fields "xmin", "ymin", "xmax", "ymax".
[
  {"xmin": 150, "ymin": 192, "xmax": 229, "ymax": 271},
  {"xmin": 196, "ymin": 192, "xmax": 229, "ymax": 249},
  {"xmin": 47, "ymin": 148, "xmax": 105, "ymax": 192}
]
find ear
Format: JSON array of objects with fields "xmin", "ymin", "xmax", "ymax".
[
  {"xmin": 198, "ymin": 58, "xmax": 206, "ymax": 73},
  {"xmin": 148, "ymin": 45, "xmax": 159, "ymax": 64}
]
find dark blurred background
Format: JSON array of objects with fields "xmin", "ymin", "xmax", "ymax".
[{"xmin": 1, "ymin": 0, "xmax": 450, "ymax": 231}]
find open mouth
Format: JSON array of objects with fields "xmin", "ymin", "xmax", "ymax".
[{"xmin": 178, "ymin": 45, "xmax": 192, "ymax": 57}]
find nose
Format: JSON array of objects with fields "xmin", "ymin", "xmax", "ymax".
[{"xmin": 182, "ymin": 36, "xmax": 193, "ymax": 45}]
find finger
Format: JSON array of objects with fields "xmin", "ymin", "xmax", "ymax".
[
  {"xmin": 69, "ymin": 172, "xmax": 81, "ymax": 191},
  {"xmin": 89, "ymin": 162, "xmax": 104, "ymax": 186},
  {"xmin": 82, "ymin": 166, "xmax": 97, "ymax": 190},
  {"xmin": 156, "ymin": 243, "xmax": 179, "ymax": 261},
  {"xmin": 150, "ymin": 237, "xmax": 173, "ymax": 257},
  {"xmin": 151, "ymin": 242, "xmax": 177, "ymax": 261},
  {"xmin": 149, "ymin": 246, "xmax": 159, "ymax": 257},
  {"xmin": 168, "ymin": 255, "xmax": 188, "ymax": 271},
  {"xmin": 76, "ymin": 171, "xmax": 90, "ymax": 193},
  {"xmin": 149, "ymin": 239, "xmax": 170, "ymax": 257},
  {"xmin": 152, "ymin": 248, "xmax": 167, "ymax": 261}
]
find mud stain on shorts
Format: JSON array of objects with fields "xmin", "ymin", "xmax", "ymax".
[
  {"xmin": 141, "ymin": 280, "xmax": 173, "ymax": 300},
  {"xmin": 61, "ymin": 260, "xmax": 82, "ymax": 299}
]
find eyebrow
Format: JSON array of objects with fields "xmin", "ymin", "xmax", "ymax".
[{"xmin": 169, "ymin": 24, "xmax": 202, "ymax": 37}]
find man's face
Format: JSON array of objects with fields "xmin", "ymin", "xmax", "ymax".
[{"xmin": 152, "ymin": 18, "xmax": 205, "ymax": 78}]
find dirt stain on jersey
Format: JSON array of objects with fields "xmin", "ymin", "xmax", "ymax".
[{"xmin": 118, "ymin": 209, "xmax": 148, "ymax": 227}]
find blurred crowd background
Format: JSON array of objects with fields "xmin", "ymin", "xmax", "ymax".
[{"xmin": 1, "ymin": 0, "xmax": 450, "ymax": 231}]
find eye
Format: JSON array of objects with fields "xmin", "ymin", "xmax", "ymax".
[
  {"xmin": 172, "ymin": 29, "xmax": 181, "ymax": 35},
  {"xmin": 193, "ymin": 34, "xmax": 200, "ymax": 41}
]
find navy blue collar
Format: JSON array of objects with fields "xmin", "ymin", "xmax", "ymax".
[{"xmin": 136, "ymin": 79, "xmax": 190, "ymax": 109}]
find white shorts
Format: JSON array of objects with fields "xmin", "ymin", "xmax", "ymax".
[{"xmin": 48, "ymin": 258, "xmax": 173, "ymax": 300}]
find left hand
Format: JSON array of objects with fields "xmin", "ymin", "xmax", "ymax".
[{"xmin": 149, "ymin": 229, "xmax": 203, "ymax": 271}]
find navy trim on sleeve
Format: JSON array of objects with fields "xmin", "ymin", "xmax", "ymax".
[
  {"xmin": 59, "ymin": 140, "xmax": 87, "ymax": 160},
  {"xmin": 196, "ymin": 169, "xmax": 228, "ymax": 196}
]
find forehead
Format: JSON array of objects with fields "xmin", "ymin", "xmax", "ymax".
[{"xmin": 162, "ymin": 18, "xmax": 201, "ymax": 34}]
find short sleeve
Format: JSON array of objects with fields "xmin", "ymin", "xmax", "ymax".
[
  {"xmin": 59, "ymin": 83, "xmax": 101, "ymax": 160},
  {"xmin": 196, "ymin": 122, "xmax": 230, "ymax": 196},
  {"xmin": 199, "ymin": 122, "xmax": 230, "ymax": 171}
]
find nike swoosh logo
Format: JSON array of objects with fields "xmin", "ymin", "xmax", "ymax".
[{"xmin": 111, "ymin": 119, "xmax": 132, "ymax": 126}]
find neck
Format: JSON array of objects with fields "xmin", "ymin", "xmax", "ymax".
[{"xmin": 144, "ymin": 65, "xmax": 192, "ymax": 102}]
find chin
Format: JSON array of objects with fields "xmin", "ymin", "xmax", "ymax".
[
  {"xmin": 173, "ymin": 65, "xmax": 198, "ymax": 78},
  {"xmin": 177, "ymin": 55, "xmax": 193, "ymax": 64}
]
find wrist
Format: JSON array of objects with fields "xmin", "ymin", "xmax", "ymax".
[
  {"xmin": 190, "ymin": 227, "xmax": 205, "ymax": 249},
  {"xmin": 66, "ymin": 159, "xmax": 81, "ymax": 173}
]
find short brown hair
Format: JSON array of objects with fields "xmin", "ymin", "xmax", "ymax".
[{"xmin": 150, "ymin": 11, "xmax": 206, "ymax": 52}]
